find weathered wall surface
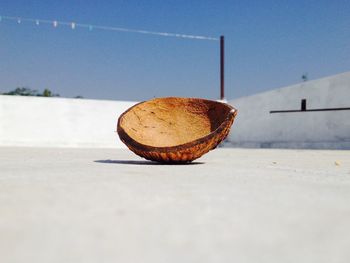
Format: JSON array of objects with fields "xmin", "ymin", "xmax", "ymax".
[
  {"xmin": 0, "ymin": 95, "xmax": 136, "ymax": 148},
  {"xmin": 1, "ymin": 72, "xmax": 349, "ymax": 149},
  {"xmin": 227, "ymin": 71, "xmax": 350, "ymax": 149}
]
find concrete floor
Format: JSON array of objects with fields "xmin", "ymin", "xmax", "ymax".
[{"xmin": 1, "ymin": 147, "xmax": 350, "ymax": 263}]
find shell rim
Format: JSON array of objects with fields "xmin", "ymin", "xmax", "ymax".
[{"xmin": 117, "ymin": 97, "xmax": 237, "ymax": 153}]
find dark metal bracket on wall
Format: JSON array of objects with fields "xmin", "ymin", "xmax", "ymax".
[{"xmin": 270, "ymin": 99, "xmax": 350, "ymax": 114}]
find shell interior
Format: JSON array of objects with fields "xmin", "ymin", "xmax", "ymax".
[{"xmin": 119, "ymin": 97, "xmax": 232, "ymax": 147}]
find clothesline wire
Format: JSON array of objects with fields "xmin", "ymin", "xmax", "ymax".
[{"xmin": 0, "ymin": 15, "xmax": 219, "ymax": 41}]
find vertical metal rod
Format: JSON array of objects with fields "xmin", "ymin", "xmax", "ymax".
[
  {"xmin": 301, "ymin": 99, "xmax": 307, "ymax": 111},
  {"xmin": 220, "ymin": 35, "xmax": 225, "ymax": 100}
]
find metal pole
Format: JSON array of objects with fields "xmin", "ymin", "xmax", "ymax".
[{"xmin": 220, "ymin": 35, "xmax": 225, "ymax": 100}]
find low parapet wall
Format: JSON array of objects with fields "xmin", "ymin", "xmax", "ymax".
[
  {"xmin": 2, "ymin": 72, "xmax": 350, "ymax": 150},
  {"xmin": 227, "ymin": 71, "xmax": 350, "ymax": 149},
  {"xmin": 0, "ymin": 95, "xmax": 136, "ymax": 148}
]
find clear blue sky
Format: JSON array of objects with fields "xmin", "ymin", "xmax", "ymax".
[{"xmin": 1, "ymin": 0, "xmax": 349, "ymax": 101}]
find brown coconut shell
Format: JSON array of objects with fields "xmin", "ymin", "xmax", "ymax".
[{"xmin": 117, "ymin": 97, "xmax": 237, "ymax": 163}]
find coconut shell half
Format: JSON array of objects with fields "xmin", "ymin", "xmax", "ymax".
[{"xmin": 117, "ymin": 97, "xmax": 237, "ymax": 163}]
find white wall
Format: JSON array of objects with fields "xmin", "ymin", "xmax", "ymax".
[
  {"xmin": 2, "ymin": 71, "xmax": 349, "ymax": 149},
  {"xmin": 0, "ymin": 95, "xmax": 136, "ymax": 148},
  {"xmin": 227, "ymin": 71, "xmax": 350, "ymax": 149}
]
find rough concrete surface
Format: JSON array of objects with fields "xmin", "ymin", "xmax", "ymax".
[{"xmin": 1, "ymin": 147, "xmax": 350, "ymax": 263}]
